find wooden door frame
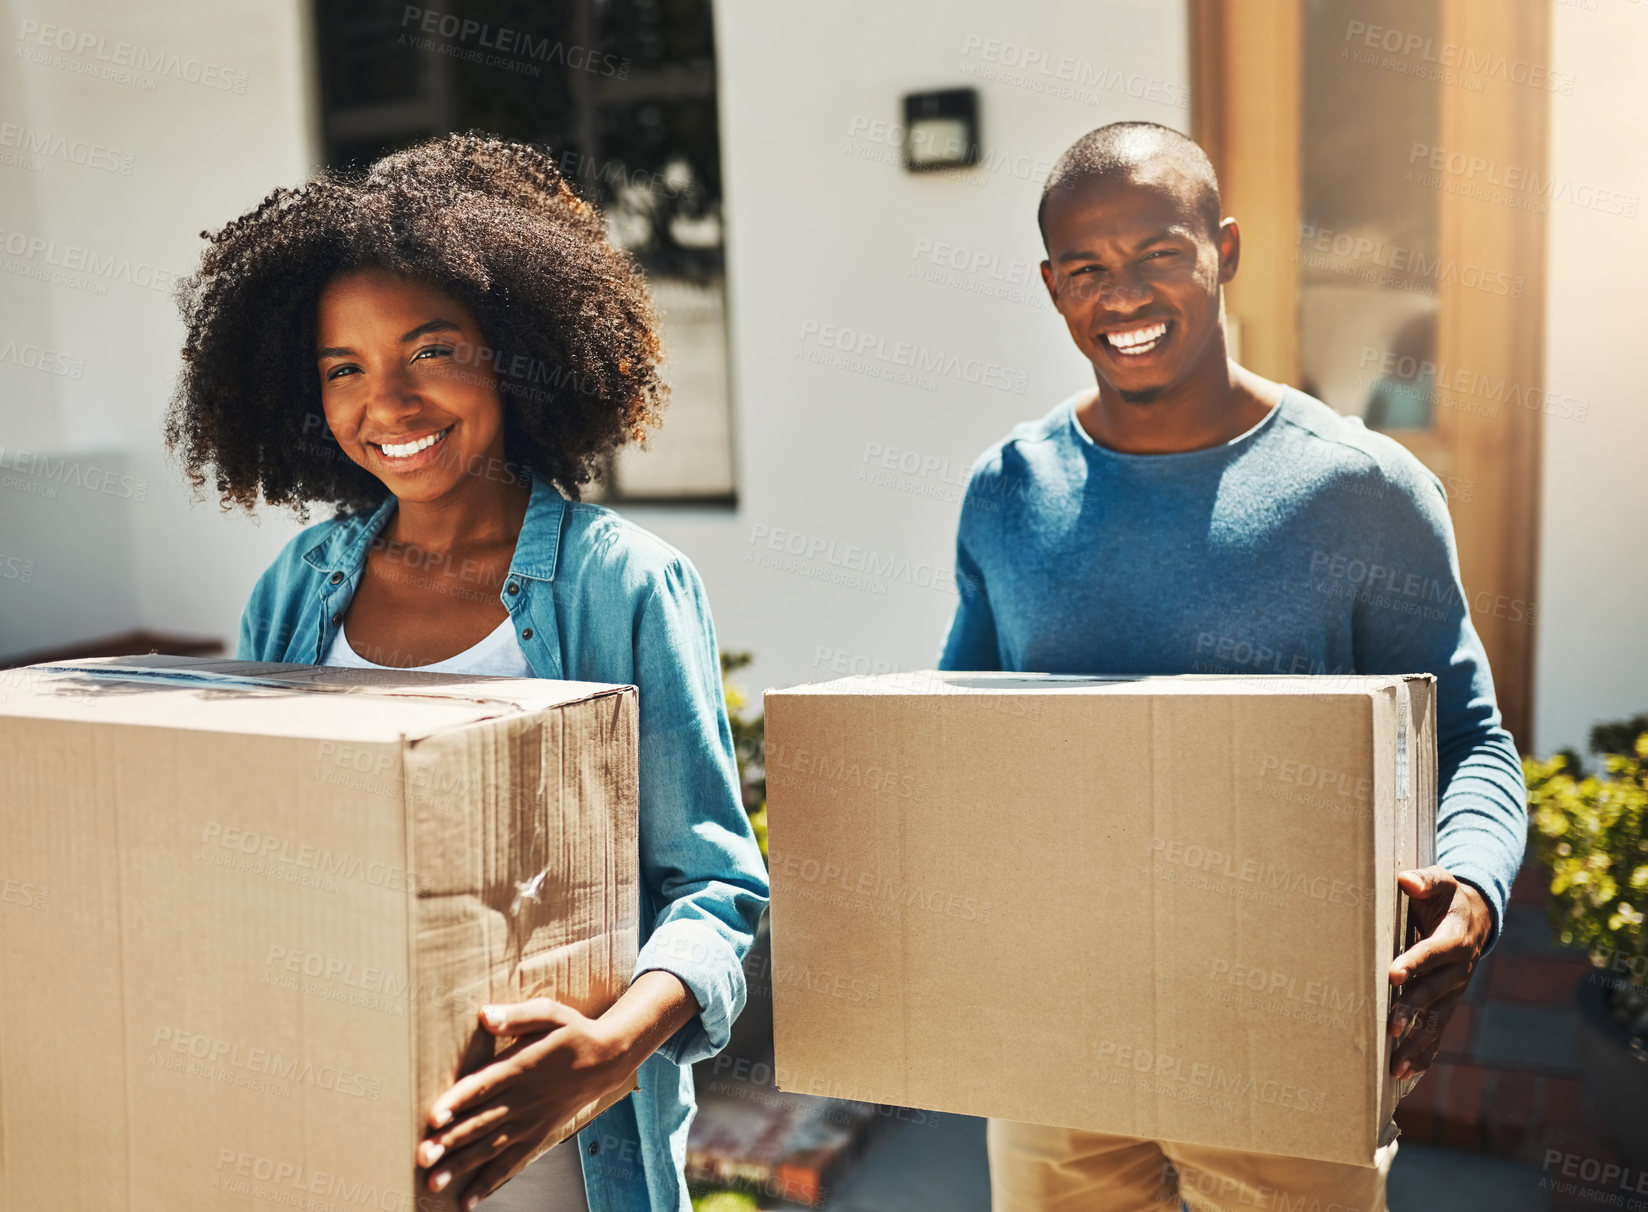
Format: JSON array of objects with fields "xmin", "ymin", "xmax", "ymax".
[{"xmin": 1189, "ymin": 0, "xmax": 1546, "ymax": 748}]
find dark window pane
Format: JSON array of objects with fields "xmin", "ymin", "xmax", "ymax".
[
  {"xmin": 315, "ymin": 0, "xmax": 425, "ymax": 108},
  {"xmin": 313, "ymin": 0, "xmax": 734, "ymax": 500},
  {"xmin": 596, "ymin": 0, "xmax": 715, "ymax": 71},
  {"xmin": 1298, "ymin": 0, "xmax": 1441, "ymax": 428}
]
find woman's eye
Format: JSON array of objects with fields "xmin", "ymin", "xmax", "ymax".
[
  {"xmin": 412, "ymin": 345, "xmax": 453, "ymax": 363},
  {"xmin": 323, "ymin": 364, "xmax": 358, "ymax": 382}
]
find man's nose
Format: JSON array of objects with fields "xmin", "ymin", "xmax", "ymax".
[{"xmin": 1073, "ymin": 272, "xmax": 1152, "ymax": 311}]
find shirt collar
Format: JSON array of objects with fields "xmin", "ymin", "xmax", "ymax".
[
  {"xmin": 508, "ymin": 473, "xmax": 568, "ymax": 582},
  {"xmin": 299, "ymin": 472, "xmax": 568, "ymax": 582}
]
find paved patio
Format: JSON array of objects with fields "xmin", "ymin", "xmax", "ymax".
[
  {"xmin": 802, "ymin": 1114, "xmax": 1554, "ymax": 1211},
  {"xmin": 1393, "ymin": 862, "xmax": 1631, "ymax": 1202},
  {"xmin": 673, "ymin": 861, "xmax": 1635, "ymax": 1212}
]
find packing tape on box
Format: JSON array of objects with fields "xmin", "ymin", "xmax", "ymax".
[
  {"xmin": 1396, "ymin": 680, "xmax": 1411, "ymax": 802},
  {"xmin": 30, "ymin": 662, "xmax": 531, "ymax": 714},
  {"xmin": 31, "ymin": 663, "xmax": 294, "ymax": 690}
]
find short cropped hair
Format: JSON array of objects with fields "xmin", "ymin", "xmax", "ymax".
[{"xmin": 1037, "ymin": 122, "xmax": 1222, "ymax": 241}]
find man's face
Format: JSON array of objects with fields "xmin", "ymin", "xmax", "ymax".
[{"xmin": 1039, "ymin": 166, "xmax": 1237, "ymax": 404}]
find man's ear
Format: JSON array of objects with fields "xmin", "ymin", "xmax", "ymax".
[
  {"xmin": 1040, "ymin": 260, "xmax": 1059, "ymax": 307},
  {"xmin": 1218, "ymin": 218, "xmax": 1241, "ymax": 283}
]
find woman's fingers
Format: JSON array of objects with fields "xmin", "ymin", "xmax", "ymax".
[
  {"xmin": 430, "ymin": 1052, "xmax": 529, "ymax": 1129},
  {"xmin": 419, "ymin": 1099, "xmax": 514, "ymax": 1167},
  {"xmin": 458, "ymin": 1141, "xmax": 536, "ymax": 1211},
  {"xmin": 425, "ymin": 1121, "xmax": 527, "ymax": 1197},
  {"xmin": 479, "ymin": 997, "xmax": 574, "ymax": 1038}
]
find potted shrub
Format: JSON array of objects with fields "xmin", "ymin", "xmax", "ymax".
[
  {"xmin": 720, "ymin": 652, "xmax": 772, "ymax": 1060},
  {"xmin": 722, "ymin": 651, "xmax": 768, "ymax": 860},
  {"xmin": 1525, "ymin": 715, "xmax": 1648, "ymax": 1166}
]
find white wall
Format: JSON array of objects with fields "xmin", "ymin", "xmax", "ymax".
[
  {"xmin": 635, "ymin": 0, "xmax": 1189, "ymax": 697},
  {"xmin": 1, "ymin": 0, "xmax": 1190, "ymax": 691},
  {"xmin": 11, "ymin": 0, "xmax": 1635, "ymax": 759},
  {"xmin": 1532, "ymin": 2, "xmax": 1648, "ymax": 755},
  {"xmin": 0, "ymin": 0, "xmax": 316, "ymax": 655}
]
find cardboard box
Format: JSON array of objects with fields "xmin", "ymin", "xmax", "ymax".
[
  {"xmin": 0, "ymin": 655, "xmax": 640, "ymax": 1211},
  {"xmin": 764, "ymin": 671, "xmax": 1436, "ymax": 1166}
]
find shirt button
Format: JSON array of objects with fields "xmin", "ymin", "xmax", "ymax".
[
  {"xmin": 587, "ymin": 1142, "xmax": 599, "ymax": 1155},
  {"xmin": 331, "ymin": 612, "xmax": 343, "ymax": 626},
  {"xmin": 506, "ymin": 582, "xmax": 519, "ymax": 595},
  {"xmin": 521, "ymin": 628, "xmax": 533, "ymax": 640},
  {"xmin": 330, "ymin": 572, "xmax": 344, "ymax": 585}
]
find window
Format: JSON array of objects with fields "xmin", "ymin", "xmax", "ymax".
[{"xmin": 313, "ymin": 0, "xmax": 736, "ymax": 503}]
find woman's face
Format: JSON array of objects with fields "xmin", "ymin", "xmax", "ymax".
[{"xmin": 315, "ymin": 269, "xmax": 510, "ymax": 503}]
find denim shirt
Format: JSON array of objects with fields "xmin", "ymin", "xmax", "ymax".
[{"xmin": 237, "ymin": 473, "xmax": 770, "ymax": 1211}]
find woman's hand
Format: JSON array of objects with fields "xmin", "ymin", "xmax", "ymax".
[{"xmin": 418, "ymin": 970, "xmax": 700, "ymax": 1209}]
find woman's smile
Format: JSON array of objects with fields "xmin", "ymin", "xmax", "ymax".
[{"xmin": 369, "ymin": 423, "xmax": 455, "ymax": 468}]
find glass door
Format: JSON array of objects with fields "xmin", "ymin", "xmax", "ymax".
[{"xmin": 1192, "ymin": 0, "xmax": 1549, "ymax": 745}]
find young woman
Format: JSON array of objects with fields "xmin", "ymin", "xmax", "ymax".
[{"xmin": 168, "ymin": 134, "xmax": 769, "ymax": 1211}]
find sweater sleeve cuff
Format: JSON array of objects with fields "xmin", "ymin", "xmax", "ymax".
[{"xmin": 1440, "ymin": 866, "xmax": 1507, "ymax": 953}]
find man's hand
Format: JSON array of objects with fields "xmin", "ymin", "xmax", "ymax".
[
  {"xmin": 416, "ymin": 999, "xmax": 636, "ymax": 1211},
  {"xmin": 1388, "ymin": 865, "xmax": 1493, "ymax": 1080}
]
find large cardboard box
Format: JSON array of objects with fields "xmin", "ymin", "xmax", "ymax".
[
  {"xmin": 764, "ymin": 672, "xmax": 1436, "ymax": 1166},
  {"xmin": 0, "ymin": 655, "xmax": 639, "ymax": 1211}
]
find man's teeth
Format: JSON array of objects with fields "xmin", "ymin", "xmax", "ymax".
[
  {"xmin": 1105, "ymin": 322, "xmax": 1168, "ymax": 353},
  {"xmin": 378, "ymin": 429, "xmax": 449, "ymax": 458}
]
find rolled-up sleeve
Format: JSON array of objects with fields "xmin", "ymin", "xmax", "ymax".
[{"xmin": 629, "ymin": 556, "xmax": 770, "ymax": 1065}]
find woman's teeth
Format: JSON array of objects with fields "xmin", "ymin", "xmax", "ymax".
[
  {"xmin": 377, "ymin": 428, "xmax": 451, "ymax": 458},
  {"xmin": 1104, "ymin": 322, "xmax": 1169, "ymax": 356}
]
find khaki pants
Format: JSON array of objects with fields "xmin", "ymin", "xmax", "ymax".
[{"xmin": 987, "ymin": 1121, "xmax": 1397, "ymax": 1212}]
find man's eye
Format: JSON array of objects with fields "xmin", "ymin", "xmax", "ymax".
[{"xmin": 1144, "ymin": 250, "xmax": 1177, "ymax": 261}]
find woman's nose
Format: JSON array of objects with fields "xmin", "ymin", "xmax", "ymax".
[{"xmin": 363, "ymin": 361, "xmax": 422, "ymax": 420}]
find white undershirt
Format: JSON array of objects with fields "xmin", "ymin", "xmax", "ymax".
[
  {"xmin": 322, "ymin": 614, "xmax": 587, "ymax": 1210},
  {"xmin": 323, "ymin": 615, "xmax": 536, "ymax": 678}
]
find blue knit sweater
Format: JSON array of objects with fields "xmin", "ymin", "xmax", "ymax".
[{"xmin": 939, "ymin": 387, "xmax": 1528, "ymax": 943}]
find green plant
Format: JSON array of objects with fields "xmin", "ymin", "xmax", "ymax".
[
  {"xmin": 721, "ymin": 650, "xmax": 767, "ymax": 860},
  {"xmin": 1526, "ymin": 720, "xmax": 1648, "ymax": 1045},
  {"xmin": 691, "ymin": 1191, "xmax": 760, "ymax": 1212}
]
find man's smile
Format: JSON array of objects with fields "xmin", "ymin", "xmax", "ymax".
[{"xmin": 1100, "ymin": 319, "xmax": 1172, "ymax": 358}]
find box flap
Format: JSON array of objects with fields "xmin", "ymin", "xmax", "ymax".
[
  {"xmin": 769, "ymin": 670, "xmax": 1427, "ymax": 699},
  {"xmin": 0, "ymin": 655, "xmax": 630, "ymax": 744}
]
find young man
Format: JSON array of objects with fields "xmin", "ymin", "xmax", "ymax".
[{"xmin": 938, "ymin": 122, "xmax": 1526, "ymax": 1211}]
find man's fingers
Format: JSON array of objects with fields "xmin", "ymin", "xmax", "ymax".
[
  {"xmin": 1390, "ymin": 912, "xmax": 1467, "ymax": 985},
  {"xmin": 1388, "ymin": 966, "xmax": 1459, "ymax": 1037},
  {"xmin": 1398, "ymin": 865, "xmax": 1456, "ymax": 901},
  {"xmin": 1392, "ymin": 990, "xmax": 1462, "ymax": 1078},
  {"xmin": 479, "ymin": 997, "xmax": 572, "ymax": 1038}
]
